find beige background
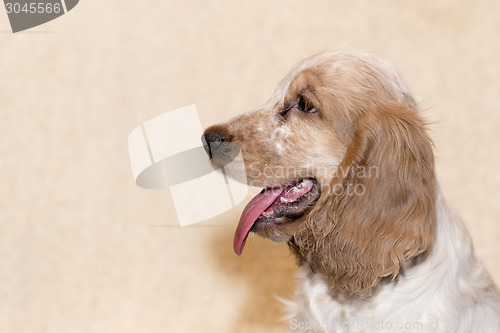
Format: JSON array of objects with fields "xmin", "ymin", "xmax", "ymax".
[{"xmin": 0, "ymin": 1, "xmax": 499, "ymax": 332}]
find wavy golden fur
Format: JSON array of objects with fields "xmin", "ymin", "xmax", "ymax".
[{"xmin": 295, "ymin": 101, "xmax": 436, "ymax": 294}]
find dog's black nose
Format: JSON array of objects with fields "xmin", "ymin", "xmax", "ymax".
[{"xmin": 202, "ymin": 130, "xmax": 227, "ymax": 159}]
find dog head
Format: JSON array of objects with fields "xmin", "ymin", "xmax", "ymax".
[{"xmin": 203, "ymin": 51, "xmax": 436, "ymax": 294}]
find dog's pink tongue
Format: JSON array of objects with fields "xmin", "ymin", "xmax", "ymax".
[{"xmin": 233, "ymin": 186, "xmax": 285, "ymax": 255}]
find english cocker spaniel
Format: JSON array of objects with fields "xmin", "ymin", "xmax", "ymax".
[{"xmin": 203, "ymin": 51, "xmax": 500, "ymax": 332}]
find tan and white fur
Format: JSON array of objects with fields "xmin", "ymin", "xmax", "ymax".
[{"xmin": 204, "ymin": 51, "xmax": 500, "ymax": 332}]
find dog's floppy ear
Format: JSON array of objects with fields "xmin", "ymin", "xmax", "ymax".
[{"xmin": 295, "ymin": 102, "xmax": 436, "ymax": 295}]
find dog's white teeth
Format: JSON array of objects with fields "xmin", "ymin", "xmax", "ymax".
[
  {"xmin": 279, "ymin": 180, "xmax": 314, "ymax": 204},
  {"xmin": 280, "ymin": 195, "xmax": 296, "ymax": 203},
  {"xmin": 280, "ymin": 196, "xmax": 291, "ymax": 203},
  {"xmin": 299, "ymin": 179, "xmax": 312, "ymax": 188}
]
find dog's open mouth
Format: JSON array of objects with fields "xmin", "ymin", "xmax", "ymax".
[{"xmin": 233, "ymin": 178, "xmax": 319, "ymax": 255}]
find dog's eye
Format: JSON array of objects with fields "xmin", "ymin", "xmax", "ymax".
[{"xmin": 297, "ymin": 95, "xmax": 316, "ymax": 113}]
